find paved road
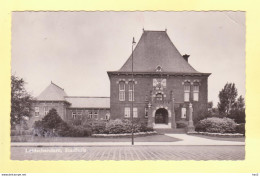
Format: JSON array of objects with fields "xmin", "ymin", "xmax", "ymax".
[{"xmin": 11, "ymin": 145, "xmax": 245, "ymax": 160}]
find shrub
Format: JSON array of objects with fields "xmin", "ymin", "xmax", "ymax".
[
  {"xmin": 71, "ymin": 119, "xmax": 82, "ymax": 126},
  {"xmin": 195, "ymin": 117, "xmax": 237, "ymax": 133},
  {"xmin": 236, "ymin": 123, "xmax": 245, "ymax": 135},
  {"xmin": 194, "ymin": 109, "xmax": 211, "ymax": 125},
  {"xmin": 11, "ymin": 129, "xmax": 33, "ymax": 136},
  {"xmin": 176, "ymin": 121, "xmax": 187, "ymax": 128},
  {"xmin": 139, "ymin": 123, "xmax": 153, "ymax": 132},
  {"xmin": 228, "ymin": 109, "xmax": 246, "ymax": 124},
  {"xmin": 91, "ymin": 121, "xmax": 107, "ymax": 134},
  {"xmin": 105, "ymin": 119, "xmax": 132, "ymax": 134},
  {"xmin": 104, "ymin": 119, "xmax": 153, "ymax": 134},
  {"xmin": 33, "ymin": 108, "xmax": 91, "ymax": 137}
]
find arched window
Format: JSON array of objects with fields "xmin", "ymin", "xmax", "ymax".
[
  {"xmin": 119, "ymin": 81, "xmax": 125, "ymax": 101},
  {"xmin": 129, "ymin": 81, "xmax": 134, "ymax": 101},
  {"xmin": 184, "ymin": 82, "xmax": 190, "ymax": 102}
]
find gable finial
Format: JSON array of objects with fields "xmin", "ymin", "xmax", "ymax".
[
  {"xmin": 143, "ymin": 27, "xmax": 145, "ymax": 32},
  {"xmin": 165, "ymin": 28, "xmax": 167, "ymax": 32}
]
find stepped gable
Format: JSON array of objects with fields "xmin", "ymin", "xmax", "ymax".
[
  {"xmin": 37, "ymin": 82, "xmax": 68, "ymax": 101},
  {"xmin": 119, "ymin": 30, "xmax": 199, "ymax": 73}
]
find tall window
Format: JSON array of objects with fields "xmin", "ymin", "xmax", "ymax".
[
  {"xmin": 77, "ymin": 110, "xmax": 82, "ymax": 119},
  {"xmin": 35, "ymin": 107, "xmax": 39, "ymax": 117},
  {"xmin": 119, "ymin": 81, "xmax": 125, "ymax": 101},
  {"xmin": 193, "ymin": 84, "xmax": 199, "ymax": 101},
  {"xmin": 145, "ymin": 108, "xmax": 148, "ymax": 118},
  {"xmin": 129, "ymin": 81, "xmax": 134, "ymax": 101},
  {"xmin": 105, "ymin": 113, "xmax": 110, "ymax": 120},
  {"xmin": 72, "ymin": 112, "xmax": 76, "ymax": 119},
  {"xmin": 133, "ymin": 108, "xmax": 138, "ymax": 118},
  {"xmin": 184, "ymin": 84, "xmax": 190, "ymax": 102},
  {"xmin": 44, "ymin": 107, "xmax": 49, "ymax": 116},
  {"xmin": 124, "ymin": 107, "xmax": 130, "ymax": 118},
  {"xmin": 94, "ymin": 111, "xmax": 98, "ymax": 119},
  {"xmin": 88, "ymin": 111, "xmax": 93, "ymax": 119}
]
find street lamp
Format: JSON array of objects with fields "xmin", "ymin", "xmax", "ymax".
[{"xmin": 131, "ymin": 37, "xmax": 136, "ymax": 145}]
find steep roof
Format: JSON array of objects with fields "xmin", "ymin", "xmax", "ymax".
[
  {"xmin": 37, "ymin": 82, "xmax": 68, "ymax": 101},
  {"xmin": 118, "ymin": 30, "xmax": 199, "ymax": 73},
  {"xmin": 65, "ymin": 97, "xmax": 110, "ymax": 108}
]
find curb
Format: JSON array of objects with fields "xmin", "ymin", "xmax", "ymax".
[{"xmin": 11, "ymin": 141, "xmax": 245, "ymax": 147}]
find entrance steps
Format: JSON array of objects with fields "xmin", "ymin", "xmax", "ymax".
[{"xmin": 155, "ymin": 128, "xmax": 186, "ymax": 134}]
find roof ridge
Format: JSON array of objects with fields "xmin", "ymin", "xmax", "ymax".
[
  {"xmin": 143, "ymin": 30, "xmax": 166, "ymax": 32},
  {"xmin": 51, "ymin": 81, "xmax": 64, "ymax": 90},
  {"xmin": 65, "ymin": 96, "xmax": 110, "ymax": 98}
]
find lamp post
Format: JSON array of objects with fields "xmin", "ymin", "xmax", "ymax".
[{"xmin": 131, "ymin": 37, "xmax": 136, "ymax": 145}]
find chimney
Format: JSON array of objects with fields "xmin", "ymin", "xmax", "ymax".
[{"xmin": 183, "ymin": 54, "xmax": 190, "ymax": 62}]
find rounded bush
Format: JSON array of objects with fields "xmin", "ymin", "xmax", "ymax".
[
  {"xmin": 195, "ymin": 117, "xmax": 237, "ymax": 133},
  {"xmin": 103, "ymin": 119, "xmax": 153, "ymax": 134},
  {"xmin": 91, "ymin": 121, "xmax": 107, "ymax": 134}
]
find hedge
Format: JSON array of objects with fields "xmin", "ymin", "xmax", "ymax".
[{"xmin": 195, "ymin": 117, "xmax": 237, "ymax": 133}]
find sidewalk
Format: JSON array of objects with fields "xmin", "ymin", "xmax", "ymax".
[{"xmin": 11, "ymin": 134, "xmax": 245, "ymax": 147}]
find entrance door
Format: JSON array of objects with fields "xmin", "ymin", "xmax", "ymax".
[{"xmin": 155, "ymin": 108, "xmax": 168, "ymax": 124}]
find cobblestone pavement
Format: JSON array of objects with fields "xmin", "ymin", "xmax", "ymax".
[{"xmin": 11, "ymin": 145, "xmax": 245, "ymax": 160}]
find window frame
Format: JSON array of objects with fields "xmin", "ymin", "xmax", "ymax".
[
  {"xmin": 124, "ymin": 107, "xmax": 130, "ymax": 118},
  {"xmin": 193, "ymin": 85, "xmax": 199, "ymax": 101},
  {"xmin": 184, "ymin": 84, "xmax": 190, "ymax": 102},
  {"xmin": 44, "ymin": 107, "xmax": 49, "ymax": 116},
  {"xmin": 133, "ymin": 107, "xmax": 138, "ymax": 118},
  {"xmin": 88, "ymin": 111, "xmax": 93, "ymax": 119},
  {"xmin": 128, "ymin": 81, "xmax": 134, "ymax": 101},
  {"xmin": 35, "ymin": 107, "xmax": 39, "ymax": 117},
  {"xmin": 72, "ymin": 111, "xmax": 77, "ymax": 119},
  {"xmin": 119, "ymin": 81, "xmax": 125, "ymax": 101},
  {"xmin": 105, "ymin": 113, "xmax": 110, "ymax": 120},
  {"xmin": 93, "ymin": 111, "xmax": 98, "ymax": 119}
]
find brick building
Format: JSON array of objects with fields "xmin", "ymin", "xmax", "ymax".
[
  {"xmin": 31, "ymin": 29, "xmax": 210, "ymax": 129},
  {"xmin": 30, "ymin": 82, "xmax": 110, "ymax": 127},
  {"xmin": 108, "ymin": 30, "xmax": 210, "ymax": 129}
]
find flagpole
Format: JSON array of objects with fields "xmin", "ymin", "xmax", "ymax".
[{"xmin": 131, "ymin": 37, "xmax": 136, "ymax": 145}]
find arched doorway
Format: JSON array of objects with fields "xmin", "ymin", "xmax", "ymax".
[{"xmin": 155, "ymin": 108, "xmax": 168, "ymax": 124}]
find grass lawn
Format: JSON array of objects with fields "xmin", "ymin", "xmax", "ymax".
[
  {"xmin": 11, "ymin": 134, "xmax": 182, "ymax": 143},
  {"xmin": 189, "ymin": 134, "xmax": 245, "ymax": 142}
]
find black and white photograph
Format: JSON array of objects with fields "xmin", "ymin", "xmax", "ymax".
[{"xmin": 11, "ymin": 11, "xmax": 245, "ymax": 160}]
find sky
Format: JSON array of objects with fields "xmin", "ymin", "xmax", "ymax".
[{"xmin": 11, "ymin": 11, "xmax": 245, "ymax": 107}]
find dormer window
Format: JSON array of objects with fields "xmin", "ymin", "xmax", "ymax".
[{"xmin": 156, "ymin": 65, "xmax": 162, "ymax": 72}]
